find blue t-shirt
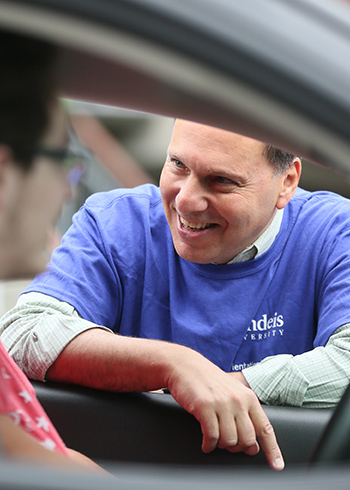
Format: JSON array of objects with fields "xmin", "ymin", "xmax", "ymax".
[{"xmin": 24, "ymin": 184, "xmax": 350, "ymax": 372}]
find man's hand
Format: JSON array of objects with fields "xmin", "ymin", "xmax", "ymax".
[
  {"xmin": 46, "ymin": 330, "xmax": 283, "ymax": 471},
  {"xmin": 165, "ymin": 350, "xmax": 284, "ymax": 471}
]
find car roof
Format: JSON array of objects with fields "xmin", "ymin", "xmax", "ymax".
[{"xmin": 0, "ymin": 0, "xmax": 349, "ymax": 170}]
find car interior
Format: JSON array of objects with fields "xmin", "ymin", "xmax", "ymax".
[{"xmin": 1, "ymin": 0, "xmax": 350, "ymax": 488}]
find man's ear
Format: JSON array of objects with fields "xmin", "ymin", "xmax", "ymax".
[{"xmin": 276, "ymin": 158, "xmax": 302, "ymax": 209}]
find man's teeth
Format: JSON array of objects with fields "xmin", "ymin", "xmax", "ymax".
[{"xmin": 180, "ymin": 217, "xmax": 213, "ymax": 230}]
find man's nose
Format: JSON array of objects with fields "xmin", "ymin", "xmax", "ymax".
[{"xmin": 175, "ymin": 177, "xmax": 208, "ymax": 213}]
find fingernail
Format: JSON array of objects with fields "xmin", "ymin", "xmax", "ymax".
[{"xmin": 274, "ymin": 457, "xmax": 285, "ymax": 471}]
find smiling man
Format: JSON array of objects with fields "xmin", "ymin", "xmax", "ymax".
[
  {"xmin": 161, "ymin": 120, "xmax": 299, "ymax": 265},
  {"xmin": 2, "ymin": 118, "xmax": 350, "ymax": 471}
]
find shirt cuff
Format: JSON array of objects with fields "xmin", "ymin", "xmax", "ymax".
[{"xmin": 1, "ymin": 292, "xmax": 111, "ymax": 381}]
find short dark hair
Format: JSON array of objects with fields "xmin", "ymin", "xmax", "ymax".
[
  {"xmin": 263, "ymin": 145, "xmax": 297, "ymax": 174},
  {"xmin": 0, "ymin": 30, "xmax": 58, "ymax": 170}
]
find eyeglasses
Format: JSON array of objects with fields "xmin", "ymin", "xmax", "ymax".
[
  {"xmin": 35, "ymin": 147, "xmax": 86, "ymax": 187},
  {"xmin": 35, "ymin": 129, "xmax": 88, "ymax": 187}
]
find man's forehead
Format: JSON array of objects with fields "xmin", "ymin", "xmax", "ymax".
[{"xmin": 170, "ymin": 120, "xmax": 266, "ymax": 158}]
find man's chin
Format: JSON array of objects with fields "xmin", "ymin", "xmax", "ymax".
[{"xmin": 175, "ymin": 246, "xmax": 213, "ymax": 264}]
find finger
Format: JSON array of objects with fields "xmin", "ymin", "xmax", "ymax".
[
  {"xmin": 234, "ymin": 411, "xmax": 258, "ymax": 451},
  {"xmin": 223, "ymin": 411, "xmax": 259, "ymax": 454},
  {"xmin": 243, "ymin": 442, "xmax": 260, "ymax": 456},
  {"xmin": 216, "ymin": 412, "xmax": 238, "ymax": 449},
  {"xmin": 250, "ymin": 406, "xmax": 284, "ymax": 471},
  {"xmin": 226, "ymin": 440, "xmax": 259, "ymax": 455},
  {"xmin": 198, "ymin": 411, "xmax": 220, "ymax": 453}
]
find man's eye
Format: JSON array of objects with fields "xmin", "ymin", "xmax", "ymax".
[
  {"xmin": 173, "ymin": 159, "xmax": 184, "ymax": 169},
  {"xmin": 215, "ymin": 176, "xmax": 235, "ymax": 184}
]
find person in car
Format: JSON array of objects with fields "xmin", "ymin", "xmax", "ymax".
[
  {"xmin": 6, "ymin": 118, "xmax": 349, "ymax": 471},
  {"xmin": 0, "ymin": 30, "xmax": 107, "ymax": 473}
]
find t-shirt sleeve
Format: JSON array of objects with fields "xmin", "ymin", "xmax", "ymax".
[
  {"xmin": 24, "ymin": 203, "xmax": 123, "ymax": 331},
  {"xmin": 314, "ymin": 221, "xmax": 350, "ymax": 346}
]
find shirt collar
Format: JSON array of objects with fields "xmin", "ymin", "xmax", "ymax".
[{"xmin": 226, "ymin": 208, "xmax": 284, "ymax": 264}]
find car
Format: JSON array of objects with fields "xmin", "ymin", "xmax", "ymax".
[{"xmin": 0, "ymin": 0, "xmax": 350, "ymax": 488}]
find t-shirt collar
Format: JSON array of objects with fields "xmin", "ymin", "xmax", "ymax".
[{"xmin": 223, "ymin": 208, "xmax": 284, "ymax": 265}]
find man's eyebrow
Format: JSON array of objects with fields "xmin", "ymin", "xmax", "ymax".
[
  {"xmin": 167, "ymin": 151, "xmax": 182, "ymax": 160},
  {"xmin": 207, "ymin": 167, "xmax": 242, "ymax": 179}
]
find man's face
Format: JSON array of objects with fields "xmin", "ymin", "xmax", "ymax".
[
  {"xmin": 160, "ymin": 119, "xmax": 293, "ymax": 265},
  {"xmin": 0, "ymin": 104, "xmax": 72, "ymax": 278}
]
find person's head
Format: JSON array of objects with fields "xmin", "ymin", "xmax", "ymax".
[
  {"xmin": 160, "ymin": 119, "xmax": 301, "ymax": 265},
  {"xmin": 0, "ymin": 30, "xmax": 73, "ymax": 278}
]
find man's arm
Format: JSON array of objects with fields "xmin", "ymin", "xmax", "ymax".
[
  {"xmin": 0, "ymin": 293, "xmax": 283, "ymax": 471},
  {"xmin": 46, "ymin": 327, "xmax": 284, "ymax": 471},
  {"xmin": 238, "ymin": 323, "xmax": 350, "ymax": 408},
  {"xmin": 0, "ymin": 292, "xmax": 111, "ymax": 381},
  {"xmin": 5, "ymin": 292, "xmax": 348, "ymax": 409}
]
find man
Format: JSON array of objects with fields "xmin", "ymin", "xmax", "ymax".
[
  {"xmin": 0, "ymin": 29, "xmax": 105, "ymax": 473},
  {"xmin": 4, "ymin": 119, "xmax": 350, "ymax": 470}
]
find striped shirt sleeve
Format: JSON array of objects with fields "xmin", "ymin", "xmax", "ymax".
[
  {"xmin": 243, "ymin": 323, "xmax": 350, "ymax": 407},
  {"xmin": 0, "ymin": 292, "xmax": 110, "ymax": 381}
]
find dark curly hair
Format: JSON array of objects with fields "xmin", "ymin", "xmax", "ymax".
[{"xmin": 0, "ymin": 29, "xmax": 58, "ymax": 170}]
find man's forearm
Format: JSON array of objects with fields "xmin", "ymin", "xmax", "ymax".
[
  {"xmin": 2, "ymin": 293, "xmax": 284, "ymax": 469},
  {"xmin": 46, "ymin": 328, "xmax": 284, "ymax": 471},
  {"xmin": 46, "ymin": 328, "xmax": 181, "ymax": 392},
  {"xmin": 0, "ymin": 292, "xmax": 110, "ymax": 381}
]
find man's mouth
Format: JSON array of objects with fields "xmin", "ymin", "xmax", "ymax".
[{"xmin": 180, "ymin": 216, "xmax": 215, "ymax": 231}]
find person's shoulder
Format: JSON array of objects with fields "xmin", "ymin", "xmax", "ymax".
[
  {"xmin": 84, "ymin": 184, "xmax": 162, "ymax": 211},
  {"xmin": 293, "ymin": 187, "xmax": 350, "ymax": 210},
  {"xmin": 290, "ymin": 188, "xmax": 350, "ymax": 232},
  {"xmin": 76, "ymin": 184, "xmax": 165, "ymax": 234}
]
